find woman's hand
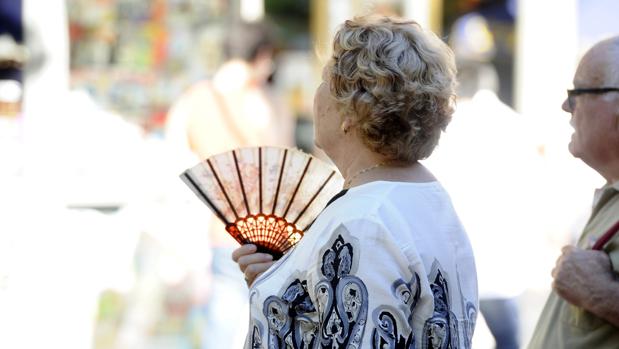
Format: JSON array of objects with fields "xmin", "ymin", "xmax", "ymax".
[{"xmin": 232, "ymin": 244, "xmax": 275, "ymax": 287}]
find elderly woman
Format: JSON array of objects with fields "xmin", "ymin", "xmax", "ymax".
[{"xmin": 232, "ymin": 16, "xmax": 478, "ymax": 348}]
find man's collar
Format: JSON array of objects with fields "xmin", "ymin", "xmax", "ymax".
[{"xmin": 591, "ymin": 181, "xmax": 619, "ymax": 212}]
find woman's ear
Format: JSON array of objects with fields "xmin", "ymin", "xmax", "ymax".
[{"xmin": 340, "ymin": 115, "xmax": 355, "ymax": 134}]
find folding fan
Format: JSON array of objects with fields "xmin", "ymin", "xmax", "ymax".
[{"xmin": 180, "ymin": 146, "xmax": 344, "ymax": 259}]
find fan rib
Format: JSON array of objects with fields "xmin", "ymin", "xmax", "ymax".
[
  {"xmin": 271, "ymin": 148, "xmax": 288, "ymax": 215},
  {"xmin": 259, "ymin": 147, "xmax": 263, "ymax": 213},
  {"xmin": 282, "ymin": 157, "xmax": 312, "ymax": 218},
  {"xmin": 299, "ymin": 170, "xmax": 337, "ymax": 228},
  {"xmin": 182, "ymin": 146, "xmax": 344, "ymax": 257},
  {"xmin": 232, "ymin": 149, "xmax": 251, "ymax": 215},
  {"xmin": 292, "ymin": 171, "xmax": 335, "ymax": 224},
  {"xmin": 181, "ymin": 172, "xmax": 230, "ymax": 224},
  {"xmin": 207, "ymin": 158, "xmax": 239, "ymax": 219}
]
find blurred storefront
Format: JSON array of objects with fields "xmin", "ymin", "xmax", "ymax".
[{"xmin": 64, "ymin": 0, "xmax": 446, "ymax": 139}]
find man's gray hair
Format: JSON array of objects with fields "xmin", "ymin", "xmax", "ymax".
[{"xmin": 604, "ymin": 36, "xmax": 619, "ymax": 86}]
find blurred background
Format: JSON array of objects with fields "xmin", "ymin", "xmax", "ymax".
[{"xmin": 0, "ymin": 0, "xmax": 617, "ymax": 348}]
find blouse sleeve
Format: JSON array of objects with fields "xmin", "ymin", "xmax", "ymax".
[{"xmin": 305, "ymin": 217, "xmax": 435, "ymax": 348}]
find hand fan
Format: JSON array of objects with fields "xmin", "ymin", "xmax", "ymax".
[{"xmin": 180, "ymin": 146, "xmax": 344, "ymax": 258}]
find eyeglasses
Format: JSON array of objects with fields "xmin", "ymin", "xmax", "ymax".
[{"xmin": 567, "ymin": 87, "xmax": 619, "ymax": 110}]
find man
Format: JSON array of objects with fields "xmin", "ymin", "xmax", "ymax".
[{"xmin": 528, "ymin": 36, "xmax": 619, "ymax": 348}]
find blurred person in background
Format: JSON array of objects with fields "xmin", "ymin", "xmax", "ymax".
[
  {"xmin": 165, "ymin": 19, "xmax": 294, "ymax": 349},
  {"xmin": 426, "ymin": 13, "xmax": 543, "ymax": 349},
  {"xmin": 0, "ymin": 0, "xmax": 24, "ymax": 84},
  {"xmin": 528, "ymin": 36, "xmax": 619, "ymax": 348},
  {"xmin": 232, "ymin": 15, "xmax": 478, "ymax": 348}
]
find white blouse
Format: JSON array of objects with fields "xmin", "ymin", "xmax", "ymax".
[{"xmin": 244, "ymin": 181, "xmax": 478, "ymax": 349}]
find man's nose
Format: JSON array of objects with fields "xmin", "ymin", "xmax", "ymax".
[{"xmin": 561, "ymin": 98, "xmax": 571, "ymax": 113}]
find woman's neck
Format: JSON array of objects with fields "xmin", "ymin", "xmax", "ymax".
[
  {"xmin": 346, "ymin": 161, "xmax": 435, "ymax": 189},
  {"xmin": 330, "ymin": 145, "xmax": 435, "ymax": 188}
]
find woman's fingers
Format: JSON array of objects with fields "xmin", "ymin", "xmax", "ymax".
[
  {"xmin": 244, "ymin": 261, "xmax": 276, "ymax": 286},
  {"xmin": 237, "ymin": 252, "xmax": 274, "ymax": 272},
  {"xmin": 231, "ymin": 244, "xmax": 276, "ymax": 286},
  {"xmin": 231, "ymin": 244, "xmax": 258, "ymax": 262}
]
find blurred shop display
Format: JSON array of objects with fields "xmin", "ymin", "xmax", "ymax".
[
  {"xmin": 67, "ymin": 0, "xmax": 230, "ymax": 133},
  {"xmin": 66, "ymin": 0, "xmax": 319, "ymax": 141}
]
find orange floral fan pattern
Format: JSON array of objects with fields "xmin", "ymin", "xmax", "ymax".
[{"xmin": 181, "ymin": 147, "xmax": 344, "ymax": 258}]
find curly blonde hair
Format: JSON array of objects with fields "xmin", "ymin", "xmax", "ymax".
[{"xmin": 327, "ymin": 16, "xmax": 457, "ymax": 163}]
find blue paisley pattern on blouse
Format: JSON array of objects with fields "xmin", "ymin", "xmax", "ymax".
[
  {"xmin": 257, "ymin": 234, "xmax": 368, "ymax": 349},
  {"xmin": 371, "ymin": 271, "xmax": 421, "ymax": 348},
  {"xmin": 262, "ymin": 279, "xmax": 318, "ymax": 348},
  {"xmin": 420, "ymin": 262, "xmax": 477, "ymax": 349},
  {"xmin": 314, "ymin": 234, "xmax": 369, "ymax": 348},
  {"xmin": 250, "ymin": 232, "xmax": 476, "ymax": 349}
]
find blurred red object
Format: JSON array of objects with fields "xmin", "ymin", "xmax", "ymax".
[{"xmin": 591, "ymin": 220, "xmax": 619, "ymax": 251}]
